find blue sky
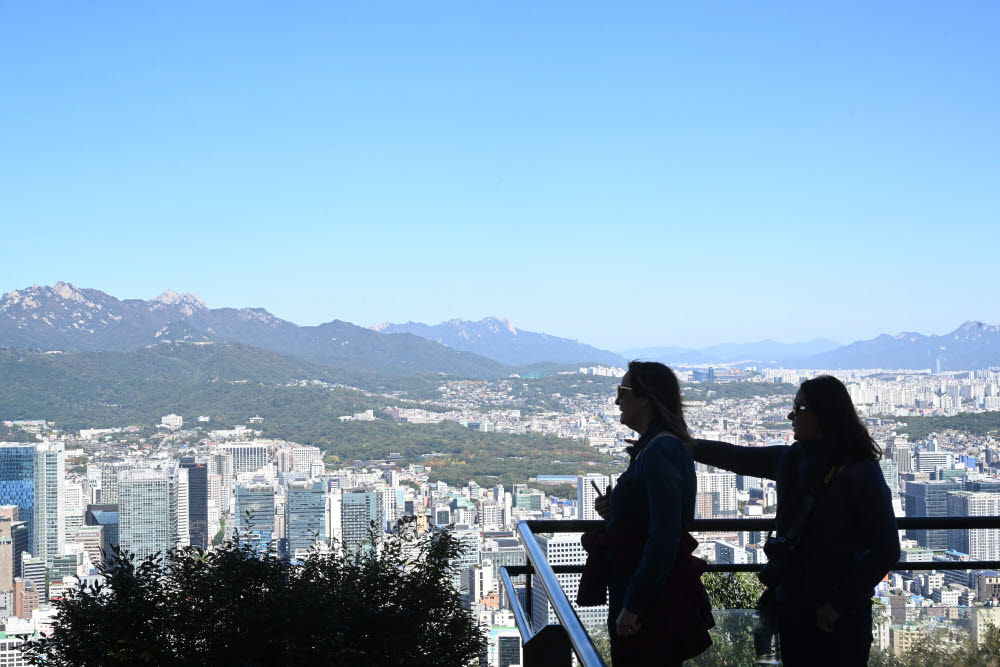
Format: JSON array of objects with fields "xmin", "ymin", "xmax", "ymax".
[{"xmin": 2, "ymin": 2, "xmax": 998, "ymax": 350}]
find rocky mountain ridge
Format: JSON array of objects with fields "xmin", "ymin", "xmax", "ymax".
[{"xmin": 0, "ymin": 283, "xmax": 508, "ymax": 377}]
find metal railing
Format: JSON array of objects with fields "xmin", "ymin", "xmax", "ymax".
[{"xmin": 499, "ymin": 515, "xmax": 1000, "ymax": 667}]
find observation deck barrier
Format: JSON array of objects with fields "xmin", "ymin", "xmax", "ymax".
[{"xmin": 499, "ymin": 516, "xmax": 1000, "ymax": 667}]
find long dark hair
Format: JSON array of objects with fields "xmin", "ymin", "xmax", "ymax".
[
  {"xmin": 799, "ymin": 375, "xmax": 881, "ymax": 462},
  {"xmin": 628, "ymin": 361, "xmax": 691, "ymax": 443}
]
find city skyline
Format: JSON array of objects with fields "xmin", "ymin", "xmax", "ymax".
[{"xmin": 3, "ymin": 2, "xmax": 999, "ymax": 350}]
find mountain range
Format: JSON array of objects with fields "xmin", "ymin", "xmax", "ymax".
[
  {"xmin": 371, "ymin": 318, "xmax": 626, "ymax": 367},
  {"xmin": 787, "ymin": 321, "xmax": 1000, "ymax": 371},
  {"xmin": 0, "ymin": 283, "xmax": 617, "ymax": 378},
  {"xmin": 2, "ymin": 283, "xmax": 999, "ymax": 373}
]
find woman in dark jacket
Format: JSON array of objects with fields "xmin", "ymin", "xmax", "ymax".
[
  {"xmin": 592, "ymin": 361, "xmax": 708, "ymax": 666},
  {"xmin": 690, "ymin": 375, "xmax": 900, "ymax": 666}
]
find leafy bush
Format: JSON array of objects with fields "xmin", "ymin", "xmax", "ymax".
[{"xmin": 22, "ymin": 518, "xmax": 485, "ymax": 666}]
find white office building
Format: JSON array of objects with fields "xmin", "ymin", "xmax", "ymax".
[{"xmin": 220, "ymin": 443, "xmax": 268, "ymax": 475}]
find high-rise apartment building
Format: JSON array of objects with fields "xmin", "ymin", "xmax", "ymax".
[
  {"xmin": 33, "ymin": 442, "xmax": 65, "ymax": 564},
  {"xmin": 530, "ymin": 532, "xmax": 606, "ymax": 630},
  {"xmin": 696, "ymin": 471, "xmax": 738, "ymax": 519},
  {"xmin": 946, "ymin": 492, "xmax": 1000, "ymax": 560},
  {"xmin": 118, "ymin": 468, "xmax": 179, "ymax": 561},
  {"xmin": 283, "ymin": 480, "xmax": 325, "ymax": 559},
  {"xmin": 576, "ymin": 475, "xmax": 609, "ymax": 521},
  {"xmin": 180, "ymin": 457, "xmax": 209, "ymax": 549}
]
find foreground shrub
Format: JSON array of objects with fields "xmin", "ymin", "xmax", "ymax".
[{"xmin": 22, "ymin": 518, "xmax": 485, "ymax": 666}]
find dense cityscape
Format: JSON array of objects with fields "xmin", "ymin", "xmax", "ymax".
[{"xmin": 1, "ymin": 363, "xmax": 999, "ymax": 663}]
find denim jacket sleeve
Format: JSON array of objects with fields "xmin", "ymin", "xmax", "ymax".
[
  {"xmin": 623, "ymin": 437, "xmax": 684, "ymax": 613},
  {"xmin": 694, "ymin": 440, "xmax": 786, "ymax": 480}
]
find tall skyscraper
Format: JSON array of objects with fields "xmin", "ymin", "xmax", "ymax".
[
  {"xmin": 283, "ymin": 480, "xmax": 325, "ymax": 559},
  {"xmin": 341, "ymin": 491, "xmax": 379, "ymax": 555},
  {"xmin": 118, "ymin": 468, "xmax": 179, "ymax": 561},
  {"xmin": 176, "ymin": 466, "xmax": 189, "ymax": 548},
  {"xmin": 0, "ymin": 444, "xmax": 36, "ymax": 555},
  {"xmin": 34, "ymin": 442, "xmax": 65, "ymax": 564},
  {"xmin": 180, "ymin": 457, "xmax": 209, "ymax": 550},
  {"xmin": 576, "ymin": 475, "xmax": 609, "ymax": 521},
  {"xmin": 904, "ymin": 480, "xmax": 962, "ymax": 550},
  {"xmin": 235, "ymin": 483, "xmax": 275, "ymax": 555}
]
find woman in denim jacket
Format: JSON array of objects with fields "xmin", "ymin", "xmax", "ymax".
[{"xmin": 593, "ymin": 361, "xmax": 705, "ymax": 666}]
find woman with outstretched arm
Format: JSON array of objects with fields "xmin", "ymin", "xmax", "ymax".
[{"xmin": 688, "ymin": 375, "xmax": 900, "ymax": 667}]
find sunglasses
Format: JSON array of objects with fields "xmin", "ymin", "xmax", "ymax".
[
  {"xmin": 791, "ymin": 402, "xmax": 808, "ymax": 413},
  {"xmin": 616, "ymin": 385, "xmax": 633, "ymax": 399}
]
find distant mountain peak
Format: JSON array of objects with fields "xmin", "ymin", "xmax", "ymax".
[
  {"xmin": 479, "ymin": 316, "xmax": 518, "ymax": 335},
  {"xmin": 52, "ymin": 281, "xmax": 87, "ymax": 302},
  {"xmin": 152, "ymin": 290, "xmax": 207, "ymax": 310}
]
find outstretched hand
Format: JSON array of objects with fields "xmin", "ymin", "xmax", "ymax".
[{"xmin": 594, "ymin": 481, "xmax": 613, "ymax": 520}]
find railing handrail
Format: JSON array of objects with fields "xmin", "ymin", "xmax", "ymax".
[
  {"xmin": 515, "ymin": 520, "xmax": 605, "ymax": 667},
  {"xmin": 525, "ymin": 515, "xmax": 1000, "ymax": 534},
  {"xmin": 505, "ymin": 514, "xmax": 1000, "ymax": 664},
  {"xmin": 499, "ymin": 566, "xmax": 534, "ymax": 641}
]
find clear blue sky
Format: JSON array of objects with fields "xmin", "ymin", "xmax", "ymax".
[{"xmin": 2, "ymin": 2, "xmax": 998, "ymax": 350}]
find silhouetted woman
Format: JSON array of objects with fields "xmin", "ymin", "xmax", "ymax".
[
  {"xmin": 584, "ymin": 361, "xmax": 713, "ymax": 666},
  {"xmin": 689, "ymin": 375, "xmax": 899, "ymax": 666}
]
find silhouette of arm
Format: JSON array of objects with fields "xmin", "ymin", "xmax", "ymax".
[
  {"xmin": 692, "ymin": 440, "xmax": 786, "ymax": 480},
  {"xmin": 623, "ymin": 438, "xmax": 683, "ymax": 613},
  {"xmin": 828, "ymin": 462, "xmax": 901, "ymax": 613}
]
